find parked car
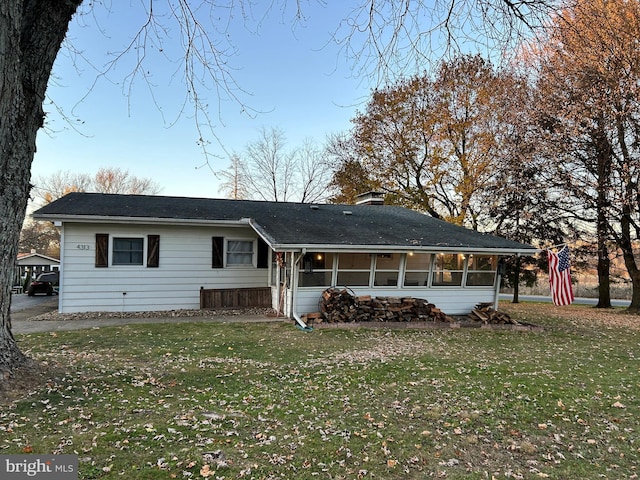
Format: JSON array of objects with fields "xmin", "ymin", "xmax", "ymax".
[{"xmin": 27, "ymin": 271, "xmax": 59, "ymax": 296}]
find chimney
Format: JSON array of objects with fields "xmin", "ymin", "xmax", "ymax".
[{"xmin": 355, "ymin": 191, "xmax": 385, "ymax": 206}]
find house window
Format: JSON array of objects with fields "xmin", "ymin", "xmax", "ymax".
[
  {"xmin": 227, "ymin": 240, "xmax": 254, "ymax": 266},
  {"xmin": 299, "ymin": 252, "xmax": 334, "ymax": 287},
  {"xmin": 336, "ymin": 253, "xmax": 371, "ymax": 286},
  {"xmin": 113, "ymin": 237, "xmax": 144, "ymax": 265},
  {"xmin": 373, "ymin": 254, "xmax": 400, "ymax": 287},
  {"xmin": 466, "ymin": 255, "xmax": 497, "ymax": 286},
  {"xmin": 432, "ymin": 253, "xmax": 464, "ymax": 286},
  {"xmin": 403, "ymin": 253, "xmax": 431, "ymax": 286}
]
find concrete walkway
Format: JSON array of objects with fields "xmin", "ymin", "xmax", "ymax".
[{"xmin": 10, "ymin": 297, "xmax": 284, "ymax": 335}]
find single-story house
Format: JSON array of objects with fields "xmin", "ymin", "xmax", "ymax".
[
  {"xmin": 14, "ymin": 250, "xmax": 60, "ymax": 291},
  {"xmin": 32, "ymin": 192, "xmax": 537, "ymax": 326}
]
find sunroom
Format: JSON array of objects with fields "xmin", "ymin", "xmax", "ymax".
[{"xmin": 273, "ymin": 249, "xmax": 504, "ymax": 323}]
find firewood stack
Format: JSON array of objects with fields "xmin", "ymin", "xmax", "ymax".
[
  {"xmin": 319, "ymin": 287, "xmax": 358, "ymax": 323},
  {"xmin": 306, "ymin": 287, "xmax": 454, "ymax": 324},
  {"xmin": 468, "ymin": 302, "xmax": 520, "ymax": 325}
]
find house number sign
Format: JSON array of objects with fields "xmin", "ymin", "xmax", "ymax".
[{"xmin": 76, "ymin": 244, "xmax": 91, "ymax": 250}]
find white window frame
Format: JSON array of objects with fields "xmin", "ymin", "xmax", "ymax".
[
  {"xmin": 431, "ymin": 253, "xmax": 465, "ymax": 287},
  {"xmin": 373, "ymin": 253, "xmax": 401, "ymax": 288},
  {"xmin": 111, "ymin": 236, "xmax": 145, "ymax": 267},
  {"xmin": 225, "ymin": 239, "xmax": 256, "ymax": 267},
  {"xmin": 403, "ymin": 252, "xmax": 432, "ymax": 287},
  {"xmin": 298, "ymin": 252, "xmax": 336, "ymax": 288},
  {"xmin": 336, "ymin": 253, "xmax": 373, "ymax": 287},
  {"xmin": 465, "ymin": 254, "xmax": 498, "ymax": 287}
]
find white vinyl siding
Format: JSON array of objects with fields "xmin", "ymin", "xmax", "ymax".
[
  {"xmin": 293, "ymin": 286, "xmax": 496, "ymax": 316},
  {"xmin": 58, "ymin": 223, "xmax": 269, "ymax": 314}
]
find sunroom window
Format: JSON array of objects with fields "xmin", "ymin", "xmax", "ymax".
[
  {"xmin": 373, "ymin": 254, "xmax": 400, "ymax": 287},
  {"xmin": 299, "ymin": 252, "xmax": 334, "ymax": 287},
  {"xmin": 432, "ymin": 253, "xmax": 464, "ymax": 286},
  {"xmin": 466, "ymin": 255, "xmax": 497, "ymax": 286},
  {"xmin": 403, "ymin": 253, "xmax": 431, "ymax": 286},
  {"xmin": 336, "ymin": 253, "xmax": 371, "ymax": 286}
]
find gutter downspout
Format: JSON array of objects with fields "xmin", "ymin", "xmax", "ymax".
[
  {"xmin": 290, "ymin": 250, "xmax": 312, "ymax": 331},
  {"xmin": 493, "ymin": 272, "xmax": 501, "ymax": 311}
]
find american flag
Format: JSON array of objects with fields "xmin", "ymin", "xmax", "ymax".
[{"xmin": 548, "ymin": 246, "xmax": 574, "ymax": 306}]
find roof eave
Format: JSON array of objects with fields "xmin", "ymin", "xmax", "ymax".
[
  {"xmin": 31, "ymin": 214, "xmax": 253, "ymax": 228},
  {"xmin": 267, "ymin": 243, "xmax": 539, "ymax": 255}
]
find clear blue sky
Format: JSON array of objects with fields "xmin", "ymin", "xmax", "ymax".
[{"xmin": 33, "ymin": 2, "xmax": 376, "ymax": 199}]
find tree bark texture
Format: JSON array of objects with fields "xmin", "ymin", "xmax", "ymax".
[
  {"xmin": 512, "ymin": 256, "xmax": 520, "ymax": 304},
  {"xmin": 0, "ymin": 0, "xmax": 81, "ymax": 377},
  {"xmin": 594, "ymin": 126, "xmax": 612, "ymax": 309}
]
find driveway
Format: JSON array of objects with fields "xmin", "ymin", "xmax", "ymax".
[
  {"xmin": 10, "ymin": 294, "xmax": 58, "ymax": 322},
  {"xmin": 10, "ymin": 293, "xmax": 57, "ymax": 311},
  {"xmin": 498, "ymin": 293, "xmax": 631, "ymax": 308}
]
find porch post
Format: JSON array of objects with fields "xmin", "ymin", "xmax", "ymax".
[{"xmin": 493, "ymin": 256, "xmax": 505, "ymax": 310}]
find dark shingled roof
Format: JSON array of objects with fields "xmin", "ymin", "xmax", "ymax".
[{"xmin": 33, "ymin": 192, "xmax": 537, "ymax": 252}]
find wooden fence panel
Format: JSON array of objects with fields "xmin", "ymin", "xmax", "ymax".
[{"xmin": 200, "ymin": 287, "xmax": 272, "ymax": 309}]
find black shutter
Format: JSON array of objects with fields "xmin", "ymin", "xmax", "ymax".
[
  {"xmin": 147, "ymin": 235, "xmax": 160, "ymax": 267},
  {"xmin": 257, "ymin": 237, "xmax": 269, "ymax": 269},
  {"xmin": 95, "ymin": 234, "xmax": 109, "ymax": 267},
  {"xmin": 212, "ymin": 236, "xmax": 224, "ymax": 268}
]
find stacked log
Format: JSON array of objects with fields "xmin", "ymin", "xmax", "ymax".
[
  {"xmin": 308, "ymin": 287, "xmax": 454, "ymax": 324},
  {"xmin": 468, "ymin": 302, "xmax": 519, "ymax": 325},
  {"xmin": 319, "ymin": 288, "xmax": 358, "ymax": 323}
]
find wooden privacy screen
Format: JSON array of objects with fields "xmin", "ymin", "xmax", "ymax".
[{"xmin": 200, "ymin": 287, "xmax": 272, "ymax": 309}]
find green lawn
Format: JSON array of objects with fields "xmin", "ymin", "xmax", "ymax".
[{"xmin": 1, "ymin": 304, "xmax": 639, "ymax": 479}]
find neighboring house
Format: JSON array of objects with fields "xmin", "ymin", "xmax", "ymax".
[
  {"xmin": 32, "ymin": 192, "xmax": 537, "ymax": 326},
  {"xmin": 15, "ymin": 250, "xmax": 60, "ymax": 285}
]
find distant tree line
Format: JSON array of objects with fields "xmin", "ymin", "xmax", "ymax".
[
  {"xmin": 216, "ymin": 0, "xmax": 640, "ymax": 311},
  {"xmin": 323, "ymin": 0, "xmax": 640, "ymax": 312},
  {"xmin": 20, "ymin": 167, "xmax": 161, "ymax": 257}
]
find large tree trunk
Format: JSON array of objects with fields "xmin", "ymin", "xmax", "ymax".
[
  {"xmin": 595, "ymin": 237, "xmax": 611, "ymax": 308},
  {"xmin": 512, "ymin": 256, "xmax": 520, "ymax": 304},
  {"xmin": 594, "ymin": 125, "xmax": 612, "ymax": 308},
  {"xmin": 0, "ymin": 0, "xmax": 81, "ymax": 379},
  {"xmin": 618, "ymin": 189, "xmax": 640, "ymax": 313},
  {"xmin": 624, "ymin": 260, "xmax": 640, "ymax": 313}
]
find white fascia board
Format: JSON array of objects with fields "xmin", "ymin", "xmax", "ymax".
[
  {"xmin": 267, "ymin": 243, "xmax": 540, "ymax": 256},
  {"xmin": 31, "ymin": 214, "xmax": 253, "ymax": 228}
]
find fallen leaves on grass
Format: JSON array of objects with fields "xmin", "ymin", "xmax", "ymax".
[{"xmin": 2, "ymin": 312, "xmax": 639, "ymax": 479}]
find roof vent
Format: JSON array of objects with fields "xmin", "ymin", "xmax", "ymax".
[
  {"xmin": 310, "ymin": 204, "xmax": 319, "ymax": 210},
  {"xmin": 342, "ymin": 210, "xmax": 353, "ymax": 216}
]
